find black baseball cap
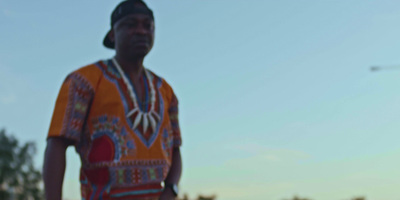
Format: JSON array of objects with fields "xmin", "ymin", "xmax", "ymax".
[{"xmin": 103, "ymin": 0, "xmax": 154, "ymax": 49}]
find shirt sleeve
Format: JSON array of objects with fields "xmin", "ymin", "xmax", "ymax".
[
  {"xmin": 47, "ymin": 72, "xmax": 94, "ymax": 144},
  {"xmin": 168, "ymin": 92, "xmax": 182, "ymax": 147}
]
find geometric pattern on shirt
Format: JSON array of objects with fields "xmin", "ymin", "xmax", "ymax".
[
  {"xmin": 62, "ymin": 72, "xmax": 94, "ymax": 141},
  {"xmin": 86, "ymin": 115, "xmax": 136, "ymax": 165},
  {"xmin": 95, "ymin": 60, "xmax": 165, "ymax": 148},
  {"xmin": 168, "ymin": 94, "xmax": 181, "ymax": 147},
  {"xmin": 109, "ymin": 164, "xmax": 168, "ymax": 187},
  {"xmin": 161, "ymin": 128, "xmax": 173, "ymax": 158}
]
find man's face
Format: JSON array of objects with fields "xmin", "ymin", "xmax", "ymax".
[{"xmin": 112, "ymin": 12, "xmax": 155, "ymax": 58}]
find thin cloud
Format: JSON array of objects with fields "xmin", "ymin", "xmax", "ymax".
[
  {"xmin": 214, "ymin": 182, "xmax": 294, "ymax": 200},
  {"xmin": 229, "ymin": 148, "xmax": 309, "ymax": 164},
  {"xmin": 0, "ymin": 94, "xmax": 16, "ymax": 105},
  {"xmin": 0, "ymin": 64, "xmax": 23, "ymax": 105},
  {"xmin": 2, "ymin": 9, "xmax": 15, "ymax": 18},
  {"xmin": 223, "ymin": 144, "xmax": 311, "ymax": 169},
  {"xmin": 230, "ymin": 142, "xmax": 311, "ymax": 161}
]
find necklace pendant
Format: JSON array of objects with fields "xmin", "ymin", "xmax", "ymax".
[
  {"xmin": 111, "ymin": 58, "xmax": 159, "ymax": 134},
  {"xmin": 149, "ymin": 115, "xmax": 157, "ymax": 133},
  {"xmin": 132, "ymin": 112, "xmax": 142, "ymax": 130},
  {"xmin": 126, "ymin": 108, "xmax": 139, "ymax": 118},
  {"xmin": 143, "ymin": 113, "xmax": 149, "ymax": 133}
]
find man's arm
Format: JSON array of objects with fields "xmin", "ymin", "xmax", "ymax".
[
  {"xmin": 159, "ymin": 147, "xmax": 182, "ymax": 200},
  {"xmin": 43, "ymin": 138, "xmax": 72, "ymax": 200},
  {"xmin": 165, "ymin": 147, "xmax": 182, "ymax": 184}
]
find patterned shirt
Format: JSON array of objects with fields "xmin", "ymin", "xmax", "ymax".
[{"xmin": 47, "ymin": 59, "xmax": 181, "ymax": 200}]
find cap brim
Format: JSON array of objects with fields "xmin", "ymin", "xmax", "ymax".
[{"xmin": 103, "ymin": 30, "xmax": 115, "ymax": 49}]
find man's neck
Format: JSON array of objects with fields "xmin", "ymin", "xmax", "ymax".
[{"xmin": 114, "ymin": 55, "xmax": 145, "ymax": 80}]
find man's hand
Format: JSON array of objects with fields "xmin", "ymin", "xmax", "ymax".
[
  {"xmin": 159, "ymin": 187, "xmax": 176, "ymax": 200},
  {"xmin": 160, "ymin": 148, "xmax": 181, "ymax": 200}
]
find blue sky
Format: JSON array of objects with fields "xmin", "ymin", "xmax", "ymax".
[{"xmin": 2, "ymin": 0, "xmax": 400, "ymax": 199}]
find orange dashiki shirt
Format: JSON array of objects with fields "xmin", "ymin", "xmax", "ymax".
[{"xmin": 47, "ymin": 59, "xmax": 181, "ymax": 200}]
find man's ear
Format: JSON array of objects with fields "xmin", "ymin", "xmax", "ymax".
[{"xmin": 108, "ymin": 30, "xmax": 115, "ymax": 43}]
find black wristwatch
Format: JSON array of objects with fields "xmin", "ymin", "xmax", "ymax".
[{"xmin": 164, "ymin": 183, "xmax": 178, "ymax": 197}]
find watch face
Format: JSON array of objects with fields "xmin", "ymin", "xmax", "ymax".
[
  {"xmin": 165, "ymin": 183, "xmax": 178, "ymax": 196},
  {"xmin": 172, "ymin": 184, "xmax": 179, "ymax": 195}
]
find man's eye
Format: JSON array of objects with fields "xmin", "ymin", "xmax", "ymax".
[
  {"xmin": 144, "ymin": 23, "xmax": 152, "ymax": 30},
  {"xmin": 123, "ymin": 22, "xmax": 137, "ymax": 27}
]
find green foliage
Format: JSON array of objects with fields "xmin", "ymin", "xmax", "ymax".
[
  {"xmin": 284, "ymin": 196, "xmax": 312, "ymax": 200},
  {"xmin": 351, "ymin": 197, "xmax": 365, "ymax": 200},
  {"xmin": 197, "ymin": 195, "xmax": 216, "ymax": 200},
  {"xmin": 181, "ymin": 193, "xmax": 189, "ymax": 200},
  {"xmin": 178, "ymin": 193, "xmax": 216, "ymax": 200},
  {"xmin": 179, "ymin": 192, "xmax": 369, "ymax": 200},
  {"xmin": 0, "ymin": 129, "xmax": 43, "ymax": 200}
]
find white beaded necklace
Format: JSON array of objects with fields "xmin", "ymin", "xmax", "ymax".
[{"xmin": 112, "ymin": 57, "xmax": 160, "ymax": 133}]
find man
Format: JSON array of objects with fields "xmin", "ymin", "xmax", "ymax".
[{"xmin": 43, "ymin": 1, "xmax": 182, "ymax": 199}]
